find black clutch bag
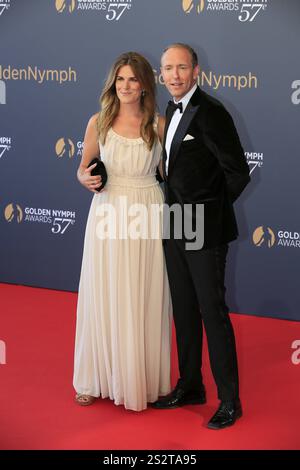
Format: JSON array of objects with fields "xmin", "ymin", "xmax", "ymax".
[{"xmin": 88, "ymin": 157, "xmax": 107, "ymax": 192}]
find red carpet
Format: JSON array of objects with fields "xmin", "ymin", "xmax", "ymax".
[{"xmin": 0, "ymin": 283, "xmax": 299, "ymax": 450}]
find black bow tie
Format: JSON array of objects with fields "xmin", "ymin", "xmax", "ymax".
[{"xmin": 168, "ymin": 100, "xmax": 183, "ymax": 114}]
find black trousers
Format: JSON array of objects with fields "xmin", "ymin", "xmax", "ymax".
[{"xmin": 164, "ymin": 238, "xmax": 239, "ymax": 401}]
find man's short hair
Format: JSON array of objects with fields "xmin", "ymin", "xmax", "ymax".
[{"xmin": 162, "ymin": 43, "xmax": 198, "ymax": 68}]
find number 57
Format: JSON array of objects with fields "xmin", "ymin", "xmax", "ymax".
[
  {"xmin": 106, "ymin": 4, "xmax": 128, "ymax": 21},
  {"xmin": 238, "ymin": 4, "xmax": 264, "ymax": 22}
]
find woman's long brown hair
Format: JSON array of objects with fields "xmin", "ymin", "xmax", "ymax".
[{"xmin": 97, "ymin": 52, "xmax": 157, "ymax": 150}]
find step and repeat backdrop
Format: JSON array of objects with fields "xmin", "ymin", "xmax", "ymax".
[{"xmin": 0, "ymin": 0, "xmax": 299, "ymax": 320}]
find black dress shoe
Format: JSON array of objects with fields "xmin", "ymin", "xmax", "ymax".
[
  {"xmin": 207, "ymin": 399, "xmax": 242, "ymax": 430},
  {"xmin": 151, "ymin": 386, "xmax": 206, "ymax": 409}
]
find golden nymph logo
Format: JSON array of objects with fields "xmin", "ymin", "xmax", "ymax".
[
  {"xmin": 55, "ymin": 0, "xmax": 76, "ymax": 14},
  {"xmin": 4, "ymin": 203, "xmax": 23, "ymax": 223},
  {"xmin": 253, "ymin": 226, "xmax": 275, "ymax": 248},
  {"xmin": 55, "ymin": 138, "xmax": 75, "ymax": 158},
  {"xmin": 182, "ymin": 0, "xmax": 205, "ymax": 14}
]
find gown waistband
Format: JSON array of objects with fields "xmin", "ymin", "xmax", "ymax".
[{"xmin": 107, "ymin": 174, "xmax": 158, "ymax": 189}]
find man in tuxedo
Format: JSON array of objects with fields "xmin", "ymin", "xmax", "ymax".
[{"xmin": 152, "ymin": 44, "xmax": 250, "ymax": 429}]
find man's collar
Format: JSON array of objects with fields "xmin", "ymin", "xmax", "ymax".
[{"xmin": 173, "ymin": 83, "xmax": 197, "ymax": 112}]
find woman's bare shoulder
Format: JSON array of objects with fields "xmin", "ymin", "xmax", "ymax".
[
  {"xmin": 156, "ymin": 114, "xmax": 165, "ymax": 142},
  {"xmin": 88, "ymin": 113, "xmax": 99, "ymax": 127}
]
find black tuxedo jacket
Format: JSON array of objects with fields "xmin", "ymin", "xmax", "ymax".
[{"xmin": 163, "ymin": 86, "xmax": 250, "ymax": 250}]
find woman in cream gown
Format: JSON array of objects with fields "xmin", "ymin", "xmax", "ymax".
[{"xmin": 73, "ymin": 52, "xmax": 171, "ymax": 411}]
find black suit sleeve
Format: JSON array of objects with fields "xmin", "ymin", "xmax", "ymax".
[{"xmin": 203, "ymin": 104, "xmax": 250, "ymax": 202}]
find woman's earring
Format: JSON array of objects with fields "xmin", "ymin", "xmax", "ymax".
[{"xmin": 141, "ymin": 90, "xmax": 146, "ymax": 97}]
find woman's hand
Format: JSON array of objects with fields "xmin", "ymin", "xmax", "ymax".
[{"xmin": 78, "ymin": 163, "xmax": 103, "ymax": 193}]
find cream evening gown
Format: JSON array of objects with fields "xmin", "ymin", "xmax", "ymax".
[{"xmin": 73, "ymin": 124, "xmax": 171, "ymax": 411}]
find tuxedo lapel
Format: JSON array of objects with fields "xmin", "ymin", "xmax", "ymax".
[
  {"xmin": 162, "ymin": 105, "xmax": 174, "ymax": 180},
  {"xmin": 168, "ymin": 101, "xmax": 199, "ymax": 176}
]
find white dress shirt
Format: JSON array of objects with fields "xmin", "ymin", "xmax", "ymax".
[{"xmin": 165, "ymin": 83, "xmax": 197, "ymax": 175}]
